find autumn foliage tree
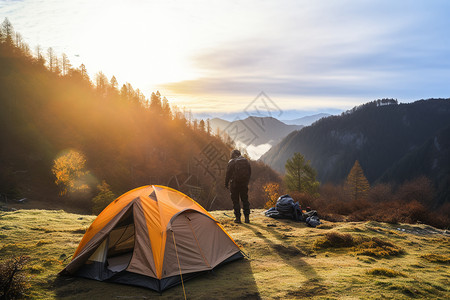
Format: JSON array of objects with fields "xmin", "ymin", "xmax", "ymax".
[
  {"xmin": 263, "ymin": 182, "xmax": 281, "ymax": 209},
  {"xmin": 52, "ymin": 150, "xmax": 89, "ymax": 196},
  {"xmin": 345, "ymin": 160, "xmax": 370, "ymax": 202},
  {"xmin": 284, "ymin": 152, "xmax": 319, "ymax": 196}
]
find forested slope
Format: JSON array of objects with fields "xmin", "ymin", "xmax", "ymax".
[
  {"xmin": 379, "ymin": 125, "xmax": 450, "ymax": 208},
  {"xmin": 261, "ymin": 99, "xmax": 450, "ymax": 207},
  {"xmin": 0, "ymin": 20, "xmax": 279, "ymax": 212}
]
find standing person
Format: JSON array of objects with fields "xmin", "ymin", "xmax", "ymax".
[{"xmin": 225, "ymin": 149, "xmax": 252, "ymax": 223}]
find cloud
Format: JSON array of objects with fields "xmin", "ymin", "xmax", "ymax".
[
  {"xmin": 235, "ymin": 142, "xmax": 272, "ymax": 160},
  {"xmin": 162, "ymin": 0, "xmax": 450, "ymax": 103}
]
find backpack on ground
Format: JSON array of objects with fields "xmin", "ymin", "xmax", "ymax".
[{"xmin": 274, "ymin": 195, "xmax": 302, "ymax": 221}]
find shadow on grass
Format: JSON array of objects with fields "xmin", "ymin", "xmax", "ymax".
[
  {"xmin": 53, "ymin": 258, "xmax": 260, "ymax": 299},
  {"xmin": 245, "ymin": 223, "xmax": 327, "ymax": 297}
]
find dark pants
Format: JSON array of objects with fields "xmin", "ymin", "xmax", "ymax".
[{"xmin": 230, "ymin": 184, "xmax": 250, "ymax": 217}]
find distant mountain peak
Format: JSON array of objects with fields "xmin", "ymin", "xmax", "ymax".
[
  {"xmin": 209, "ymin": 116, "xmax": 303, "ymax": 159},
  {"xmin": 282, "ymin": 113, "xmax": 331, "ymax": 126}
]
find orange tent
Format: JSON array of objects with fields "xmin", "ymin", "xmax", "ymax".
[{"xmin": 60, "ymin": 185, "xmax": 243, "ymax": 292}]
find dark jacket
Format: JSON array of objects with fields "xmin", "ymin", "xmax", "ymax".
[{"xmin": 225, "ymin": 156, "xmax": 251, "ymax": 188}]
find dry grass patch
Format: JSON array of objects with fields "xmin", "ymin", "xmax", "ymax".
[
  {"xmin": 313, "ymin": 231, "xmax": 355, "ymax": 249},
  {"xmin": 420, "ymin": 253, "xmax": 450, "ymax": 264},
  {"xmin": 36, "ymin": 240, "xmax": 53, "ymax": 247},
  {"xmin": 41, "ymin": 258, "xmax": 62, "ymax": 267},
  {"xmin": 367, "ymin": 267, "xmax": 406, "ymax": 277},
  {"xmin": 316, "ymin": 224, "xmax": 334, "ymax": 230},
  {"xmin": 0, "ymin": 243, "xmax": 32, "ymax": 255},
  {"xmin": 314, "ymin": 232, "xmax": 404, "ymax": 258},
  {"xmin": 28, "ymin": 265, "xmax": 45, "ymax": 274},
  {"xmin": 354, "ymin": 237, "xmax": 404, "ymax": 257},
  {"xmin": 286, "ymin": 282, "xmax": 327, "ymax": 298}
]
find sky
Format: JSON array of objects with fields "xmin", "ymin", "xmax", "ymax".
[{"xmin": 1, "ymin": 0, "xmax": 450, "ymax": 120}]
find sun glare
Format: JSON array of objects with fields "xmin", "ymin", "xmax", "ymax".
[{"xmin": 66, "ymin": 1, "xmax": 201, "ymax": 91}]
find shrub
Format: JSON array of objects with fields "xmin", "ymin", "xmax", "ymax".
[
  {"xmin": 367, "ymin": 183, "xmax": 394, "ymax": 203},
  {"xmin": 394, "ymin": 176, "xmax": 434, "ymax": 205},
  {"xmin": 289, "ymin": 191, "xmax": 317, "ymax": 209},
  {"xmin": 313, "ymin": 179, "xmax": 450, "ymax": 229},
  {"xmin": 0, "ymin": 256, "xmax": 31, "ymax": 299},
  {"xmin": 92, "ymin": 180, "xmax": 116, "ymax": 215},
  {"xmin": 346, "ymin": 197, "xmax": 450, "ymax": 229},
  {"xmin": 263, "ymin": 182, "xmax": 280, "ymax": 209}
]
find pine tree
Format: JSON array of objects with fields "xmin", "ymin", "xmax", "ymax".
[
  {"xmin": 150, "ymin": 91, "xmax": 162, "ymax": 115},
  {"xmin": 206, "ymin": 119, "xmax": 211, "ymax": 135},
  {"xmin": 47, "ymin": 47, "xmax": 55, "ymax": 72},
  {"xmin": 78, "ymin": 64, "xmax": 90, "ymax": 83},
  {"xmin": 161, "ymin": 96, "xmax": 172, "ymax": 118},
  {"xmin": 1, "ymin": 18, "xmax": 14, "ymax": 46},
  {"xmin": 61, "ymin": 53, "xmax": 71, "ymax": 76},
  {"xmin": 95, "ymin": 71, "xmax": 109, "ymax": 95},
  {"xmin": 110, "ymin": 76, "xmax": 118, "ymax": 90},
  {"xmin": 35, "ymin": 45, "xmax": 45, "ymax": 65},
  {"xmin": 345, "ymin": 160, "xmax": 370, "ymax": 201},
  {"xmin": 199, "ymin": 119, "xmax": 205, "ymax": 132},
  {"xmin": 284, "ymin": 152, "xmax": 319, "ymax": 196}
]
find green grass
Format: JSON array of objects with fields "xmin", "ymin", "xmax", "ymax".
[{"xmin": 1, "ymin": 209, "xmax": 449, "ymax": 299}]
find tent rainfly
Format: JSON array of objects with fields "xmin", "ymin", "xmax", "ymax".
[{"xmin": 60, "ymin": 185, "xmax": 243, "ymax": 292}]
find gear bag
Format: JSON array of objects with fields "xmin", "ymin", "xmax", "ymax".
[{"xmin": 233, "ymin": 157, "xmax": 250, "ymax": 184}]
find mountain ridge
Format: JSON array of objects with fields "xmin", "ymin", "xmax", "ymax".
[
  {"xmin": 282, "ymin": 113, "xmax": 331, "ymax": 126},
  {"xmin": 209, "ymin": 116, "xmax": 304, "ymax": 159},
  {"xmin": 209, "ymin": 113, "xmax": 330, "ymax": 159},
  {"xmin": 260, "ymin": 98, "xmax": 450, "ymax": 207}
]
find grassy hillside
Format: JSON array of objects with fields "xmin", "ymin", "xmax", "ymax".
[{"xmin": 1, "ymin": 209, "xmax": 449, "ymax": 299}]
